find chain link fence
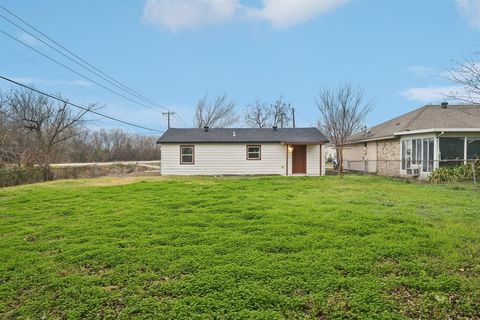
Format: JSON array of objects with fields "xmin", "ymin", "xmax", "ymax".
[
  {"xmin": 1, "ymin": 161, "xmax": 161, "ymax": 188},
  {"xmin": 50, "ymin": 161, "xmax": 161, "ymax": 180},
  {"xmin": 326, "ymin": 159, "xmax": 479, "ymax": 189}
]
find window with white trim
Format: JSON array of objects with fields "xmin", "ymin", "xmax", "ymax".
[
  {"xmin": 247, "ymin": 145, "xmax": 261, "ymax": 160},
  {"xmin": 439, "ymin": 137, "xmax": 464, "ymax": 167},
  {"xmin": 422, "ymin": 138, "xmax": 434, "ymax": 172},
  {"xmin": 402, "ymin": 138, "xmax": 434, "ymax": 173},
  {"xmin": 180, "ymin": 145, "xmax": 194, "ymax": 164},
  {"xmin": 467, "ymin": 138, "xmax": 480, "ymax": 160}
]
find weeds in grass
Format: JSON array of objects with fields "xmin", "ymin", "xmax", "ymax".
[{"xmin": 0, "ymin": 176, "xmax": 479, "ymax": 319}]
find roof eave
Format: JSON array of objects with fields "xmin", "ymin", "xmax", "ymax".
[
  {"xmin": 157, "ymin": 140, "xmax": 328, "ymax": 144},
  {"xmin": 344, "ymin": 135, "xmax": 396, "ymax": 144},
  {"xmin": 394, "ymin": 128, "xmax": 480, "ymax": 136},
  {"xmin": 281, "ymin": 141, "xmax": 328, "ymax": 145}
]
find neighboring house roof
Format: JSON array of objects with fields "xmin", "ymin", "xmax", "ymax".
[
  {"xmin": 157, "ymin": 127, "xmax": 328, "ymax": 144},
  {"xmin": 347, "ymin": 104, "xmax": 480, "ymax": 143}
]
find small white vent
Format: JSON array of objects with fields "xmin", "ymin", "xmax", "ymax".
[{"xmin": 232, "ymin": 131, "xmax": 236, "ymax": 137}]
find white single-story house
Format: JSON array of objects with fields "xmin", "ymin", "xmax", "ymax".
[
  {"xmin": 343, "ymin": 103, "xmax": 480, "ymax": 179},
  {"xmin": 157, "ymin": 127, "xmax": 328, "ymax": 176}
]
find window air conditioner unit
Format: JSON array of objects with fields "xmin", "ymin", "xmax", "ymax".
[{"xmin": 410, "ymin": 164, "xmax": 420, "ymax": 177}]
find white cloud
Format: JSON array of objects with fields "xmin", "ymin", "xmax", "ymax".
[
  {"xmin": 457, "ymin": 0, "xmax": 480, "ymax": 29},
  {"xmin": 407, "ymin": 66, "xmax": 435, "ymax": 77},
  {"xmin": 400, "ymin": 85, "xmax": 464, "ymax": 103},
  {"xmin": 17, "ymin": 33, "xmax": 42, "ymax": 47},
  {"xmin": 246, "ymin": 0, "xmax": 348, "ymax": 28},
  {"xmin": 142, "ymin": 0, "xmax": 348, "ymax": 31},
  {"xmin": 407, "ymin": 66, "xmax": 451, "ymax": 78},
  {"xmin": 142, "ymin": 0, "xmax": 239, "ymax": 31}
]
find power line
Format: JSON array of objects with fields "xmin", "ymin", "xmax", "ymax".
[
  {"xmin": 0, "ymin": 11, "xmax": 168, "ymax": 113},
  {"xmin": 0, "ymin": 42, "xmax": 181, "ymax": 129},
  {"xmin": 173, "ymin": 113, "xmax": 188, "ymax": 127},
  {"xmin": 0, "ymin": 4, "xmax": 172, "ymax": 114},
  {"xmin": 295, "ymin": 109, "xmax": 317, "ymax": 127},
  {"xmin": 0, "ymin": 42, "xmax": 80, "ymax": 85},
  {"xmin": 0, "ymin": 4, "xmax": 188, "ymax": 128},
  {"xmin": 0, "ymin": 28, "xmax": 171, "ymax": 115},
  {"xmin": 173, "ymin": 112, "xmax": 188, "ymax": 127},
  {"xmin": 0, "ymin": 75, "xmax": 164, "ymax": 133},
  {"xmin": 0, "ymin": 42, "xmax": 127, "ymax": 104}
]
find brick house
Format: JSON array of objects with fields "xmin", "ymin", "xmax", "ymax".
[{"xmin": 342, "ymin": 103, "xmax": 480, "ymax": 179}]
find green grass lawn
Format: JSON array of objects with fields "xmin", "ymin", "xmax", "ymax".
[{"xmin": 1, "ymin": 176, "xmax": 479, "ymax": 319}]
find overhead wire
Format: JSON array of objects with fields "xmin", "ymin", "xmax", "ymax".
[
  {"xmin": 0, "ymin": 42, "xmax": 130, "ymax": 105},
  {"xmin": 295, "ymin": 109, "xmax": 318, "ymax": 127},
  {"xmin": 0, "ymin": 11, "xmax": 170, "ymax": 113},
  {"xmin": 0, "ymin": 4, "xmax": 171, "ymax": 110},
  {"xmin": 0, "ymin": 75, "xmax": 164, "ymax": 133},
  {"xmin": 0, "ymin": 4, "xmax": 184, "ymax": 128},
  {"xmin": 0, "ymin": 28, "xmax": 172, "ymax": 114}
]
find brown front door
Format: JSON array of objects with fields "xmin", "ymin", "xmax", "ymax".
[{"xmin": 292, "ymin": 145, "xmax": 307, "ymax": 174}]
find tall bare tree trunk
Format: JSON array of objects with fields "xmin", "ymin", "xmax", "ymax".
[{"xmin": 338, "ymin": 146, "xmax": 344, "ymax": 177}]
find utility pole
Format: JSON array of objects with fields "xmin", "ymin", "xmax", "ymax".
[
  {"xmin": 292, "ymin": 108, "xmax": 296, "ymax": 128},
  {"xmin": 162, "ymin": 111, "xmax": 175, "ymax": 129}
]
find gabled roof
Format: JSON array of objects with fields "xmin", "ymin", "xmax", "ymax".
[
  {"xmin": 157, "ymin": 127, "xmax": 328, "ymax": 144},
  {"xmin": 347, "ymin": 104, "xmax": 480, "ymax": 143}
]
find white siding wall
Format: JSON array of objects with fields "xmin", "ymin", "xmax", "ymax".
[
  {"xmin": 343, "ymin": 143, "xmax": 365, "ymax": 172},
  {"xmin": 366, "ymin": 142, "xmax": 377, "ymax": 173},
  {"xmin": 321, "ymin": 145, "xmax": 326, "ymax": 176},
  {"xmin": 342, "ymin": 142, "xmax": 377, "ymax": 173},
  {"xmin": 287, "ymin": 144, "xmax": 323, "ymax": 176},
  {"xmin": 307, "ymin": 145, "xmax": 321, "ymax": 176},
  {"xmin": 161, "ymin": 143, "xmax": 287, "ymax": 176},
  {"xmin": 160, "ymin": 143, "xmax": 325, "ymax": 176}
]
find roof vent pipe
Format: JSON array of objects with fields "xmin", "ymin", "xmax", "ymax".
[
  {"xmin": 232, "ymin": 131, "xmax": 236, "ymax": 137},
  {"xmin": 441, "ymin": 102, "xmax": 448, "ymax": 108},
  {"xmin": 273, "ymin": 126, "xmax": 278, "ymax": 131},
  {"xmin": 203, "ymin": 126, "xmax": 209, "ymax": 132}
]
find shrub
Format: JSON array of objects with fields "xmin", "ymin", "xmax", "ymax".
[
  {"xmin": 429, "ymin": 161, "xmax": 480, "ymax": 183},
  {"xmin": 0, "ymin": 167, "xmax": 45, "ymax": 187}
]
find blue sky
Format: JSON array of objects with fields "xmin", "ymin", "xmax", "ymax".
[{"xmin": 0, "ymin": 0, "xmax": 479, "ymax": 133}]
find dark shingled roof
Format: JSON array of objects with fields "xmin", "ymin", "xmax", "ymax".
[
  {"xmin": 157, "ymin": 127, "xmax": 328, "ymax": 144},
  {"xmin": 347, "ymin": 104, "xmax": 480, "ymax": 143}
]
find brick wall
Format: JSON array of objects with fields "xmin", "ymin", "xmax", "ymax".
[{"xmin": 376, "ymin": 139, "xmax": 400, "ymax": 177}]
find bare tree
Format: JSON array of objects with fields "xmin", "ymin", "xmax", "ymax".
[
  {"xmin": 244, "ymin": 96, "xmax": 293, "ymax": 128},
  {"xmin": 3, "ymin": 89, "xmax": 97, "ymax": 179},
  {"xmin": 65, "ymin": 128, "xmax": 160, "ymax": 162},
  {"xmin": 194, "ymin": 94, "xmax": 239, "ymax": 128},
  {"xmin": 270, "ymin": 97, "xmax": 292, "ymax": 128},
  {"xmin": 1, "ymin": 90, "xmax": 40, "ymax": 166},
  {"xmin": 1, "ymin": 89, "xmax": 160, "ymax": 170},
  {"xmin": 449, "ymin": 54, "xmax": 480, "ymax": 104},
  {"xmin": 244, "ymin": 99, "xmax": 271, "ymax": 128},
  {"xmin": 316, "ymin": 83, "xmax": 372, "ymax": 174}
]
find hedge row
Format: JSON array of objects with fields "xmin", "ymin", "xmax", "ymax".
[
  {"xmin": 0, "ymin": 167, "xmax": 45, "ymax": 188},
  {"xmin": 0, "ymin": 163, "xmax": 153, "ymax": 188}
]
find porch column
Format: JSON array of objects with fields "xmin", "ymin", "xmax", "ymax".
[
  {"xmin": 320, "ymin": 144, "xmax": 326, "ymax": 176},
  {"xmin": 285, "ymin": 144, "xmax": 289, "ymax": 176}
]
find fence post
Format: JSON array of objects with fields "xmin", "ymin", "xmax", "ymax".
[
  {"xmin": 93, "ymin": 162, "xmax": 97, "ymax": 177},
  {"xmin": 472, "ymin": 161, "xmax": 477, "ymax": 191},
  {"xmin": 364, "ymin": 159, "xmax": 368, "ymax": 175}
]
